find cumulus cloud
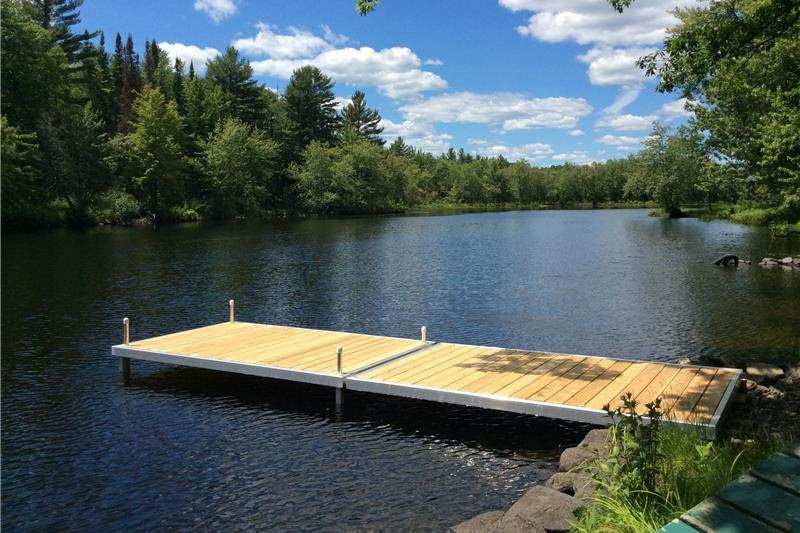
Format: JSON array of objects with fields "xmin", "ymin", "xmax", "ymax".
[
  {"xmin": 596, "ymin": 113, "xmax": 657, "ymax": 131},
  {"xmin": 233, "ymin": 24, "xmax": 333, "ymax": 59},
  {"xmin": 482, "ymin": 142, "xmax": 554, "ymax": 162},
  {"xmin": 577, "ymin": 47, "xmax": 653, "ymax": 86},
  {"xmin": 235, "ymin": 24, "xmax": 446, "ymax": 99},
  {"xmin": 500, "ymin": 0, "xmax": 691, "ymax": 47},
  {"xmin": 380, "ymin": 119, "xmax": 453, "ymax": 153},
  {"xmin": 659, "ymin": 97, "xmax": 693, "ymax": 119},
  {"xmin": 158, "ymin": 42, "xmax": 220, "ymax": 73},
  {"xmin": 424, "ymin": 58, "xmax": 444, "ymax": 66},
  {"xmin": 596, "ymin": 134, "xmax": 643, "ymax": 147},
  {"xmin": 552, "ymin": 150, "xmax": 595, "ymax": 164},
  {"xmin": 194, "ymin": 0, "xmax": 236, "ymax": 22},
  {"xmin": 569, "ymin": 129, "xmax": 584, "ymax": 136},
  {"xmin": 399, "ymin": 92, "xmax": 592, "ymax": 131}
]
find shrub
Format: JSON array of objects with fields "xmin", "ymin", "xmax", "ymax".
[{"xmin": 89, "ymin": 189, "xmax": 141, "ymax": 224}]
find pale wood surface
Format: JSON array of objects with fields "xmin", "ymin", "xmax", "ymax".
[{"xmin": 126, "ymin": 321, "xmax": 739, "ymax": 426}]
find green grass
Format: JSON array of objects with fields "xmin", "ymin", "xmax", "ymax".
[{"xmin": 570, "ymin": 425, "xmax": 785, "ymax": 533}]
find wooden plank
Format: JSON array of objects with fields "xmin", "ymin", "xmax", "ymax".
[
  {"xmin": 669, "ymin": 368, "xmax": 718, "ymax": 421},
  {"xmin": 584, "ymin": 361, "xmax": 649, "ymax": 410},
  {"xmin": 364, "ymin": 343, "xmax": 475, "ymax": 381},
  {"xmin": 658, "ymin": 367, "xmax": 700, "ymax": 414},
  {"xmin": 514, "ymin": 356, "xmax": 588, "ymax": 400},
  {"xmin": 690, "ymin": 370, "xmax": 738, "ymax": 424},
  {"xmin": 491, "ymin": 353, "xmax": 560, "ymax": 397},
  {"xmin": 752, "ymin": 453, "xmax": 800, "ymax": 494},
  {"xmin": 538, "ymin": 357, "xmax": 616, "ymax": 404},
  {"xmin": 478, "ymin": 353, "xmax": 585, "ymax": 394},
  {"xmin": 655, "ymin": 519, "xmax": 701, "ymax": 533},
  {"xmin": 716, "ymin": 474, "xmax": 800, "ymax": 531},
  {"xmin": 506, "ymin": 356, "xmax": 585, "ymax": 400},
  {"xmin": 384, "ymin": 345, "xmax": 484, "ymax": 384},
  {"xmin": 457, "ymin": 351, "xmax": 556, "ymax": 394},
  {"xmin": 129, "ymin": 322, "xmax": 233, "ymax": 348},
  {"xmin": 529, "ymin": 357, "xmax": 606, "ymax": 402},
  {"xmin": 417, "ymin": 347, "xmax": 511, "ymax": 388},
  {"xmin": 681, "ymin": 497, "xmax": 777, "ymax": 533},
  {"xmin": 564, "ymin": 360, "xmax": 633, "ymax": 406},
  {"xmin": 633, "ymin": 365, "xmax": 682, "ymax": 414}
]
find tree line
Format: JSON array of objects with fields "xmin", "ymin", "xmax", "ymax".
[{"xmin": 2, "ymin": 0, "xmax": 797, "ymax": 228}]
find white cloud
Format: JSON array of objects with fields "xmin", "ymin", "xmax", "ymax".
[
  {"xmin": 424, "ymin": 58, "xmax": 444, "ymax": 66},
  {"xmin": 194, "ymin": 0, "xmax": 236, "ymax": 22},
  {"xmin": 569, "ymin": 129, "xmax": 584, "ymax": 137},
  {"xmin": 659, "ymin": 97, "xmax": 692, "ymax": 119},
  {"xmin": 501, "ymin": 0, "xmax": 691, "ymax": 47},
  {"xmin": 596, "ymin": 113, "xmax": 657, "ymax": 131},
  {"xmin": 482, "ymin": 142, "xmax": 554, "ymax": 162},
  {"xmin": 158, "ymin": 42, "xmax": 220, "ymax": 73},
  {"xmin": 333, "ymin": 96, "xmax": 351, "ymax": 111},
  {"xmin": 321, "ymin": 25, "xmax": 349, "ymax": 46},
  {"xmin": 233, "ymin": 24, "xmax": 333, "ymax": 59},
  {"xmin": 468, "ymin": 138, "xmax": 489, "ymax": 145},
  {"xmin": 596, "ymin": 134, "xmax": 643, "ymax": 147},
  {"xmin": 399, "ymin": 92, "xmax": 592, "ymax": 131},
  {"xmin": 250, "ymin": 46, "xmax": 447, "ymax": 99},
  {"xmin": 380, "ymin": 119, "xmax": 453, "ymax": 153},
  {"xmin": 602, "ymin": 86, "xmax": 642, "ymax": 114},
  {"xmin": 578, "ymin": 47, "xmax": 652, "ymax": 86},
  {"xmin": 552, "ymin": 150, "xmax": 595, "ymax": 164}
]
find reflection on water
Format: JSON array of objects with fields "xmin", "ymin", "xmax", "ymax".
[{"xmin": 2, "ymin": 209, "xmax": 799, "ymax": 530}]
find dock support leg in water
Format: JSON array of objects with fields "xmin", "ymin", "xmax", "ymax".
[
  {"xmin": 120, "ymin": 317, "xmax": 131, "ymax": 382},
  {"xmin": 335, "ymin": 387, "xmax": 345, "ymax": 410}
]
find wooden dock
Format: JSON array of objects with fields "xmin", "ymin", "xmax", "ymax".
[{"xmin": 112, "ymin": 304, "xmax": 741, "ymax": 436}]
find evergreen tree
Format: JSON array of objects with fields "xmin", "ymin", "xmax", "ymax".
[
  {"xmin": 188, "ymin": 61, "xmax": 196, "ymax": 80},
  {"xmin": 388, "ymin": 137, "xmax": 412, "ymax": 157},
  {"xmin": 284, "ymin": 65, "xmax": 339, "ymax": 159},
  {"xmin": 1, "ymin": 116, "xmax": 45, "ymax": 226},
  {"xmin": 172, "ymin": 57, "xmax": 186, "ymax": 114},
  {"xmin": 205, "ymin": 47, "xmax": 263, "ymax": 124},
  {"xmin": 340, "ymin": 90, "xmax": 384, "ymax": 144},
  {"xmin": 117, "ymin": 34, "xmax": 141, "ymax": 132},
  {"xmin": 33, "ymin": 0, "xmax": 98, "ymax": 63}
]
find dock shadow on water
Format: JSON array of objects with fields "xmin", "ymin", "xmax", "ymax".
[{"xmin": 114, "ymin": 365, "xmax": 588, "ymax": 532}]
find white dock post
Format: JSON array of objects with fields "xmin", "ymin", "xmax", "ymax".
[
  {"xmin": 120, "ymin": 317, "xmax": 131, "ymax": 381},
  {"xmin": 229, "ymin": 299, "xmax": 235, "ymax": 322},
  {"xmin": 421, "ymin": 326, "xmax": 427, "ymax": 343},
  {"xmin": 335, "ymin": 346, "xmax": 345, "ymax": 410}
]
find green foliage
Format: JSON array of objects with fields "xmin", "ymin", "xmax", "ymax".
[
  {"xmin": 205, "ymin": 47, "xmax": 264, "ymax": 125},
  {"xmin": 573, "ymin": 394, "xmax": 784, "ymax": 533},
  {"xmin": 201, "ymin": 118, "xmax": 278, "ymax": 218},
  {"xmin": 88, "ymin": 188, "xmax": 141, "ymax": 224},
  {"xmin": 640, "ymin": 0, "xmax": 800, "ymax": 210},
  {"xmin": 122, "ymin": 87, "xmax": 185, "ymax": 217},
  {"xmin": 340, "ymin": 90, "xmax": 384, "ymax": 144},
  {"xmin": 1, "ymin": 116, "xmax": 48, "ymax": 226},
  {"xmin": 284, "ymin": 66, "xmax": 339, "ymax": 159}
]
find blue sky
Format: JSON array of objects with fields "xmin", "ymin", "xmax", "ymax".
[{"xmin": 81, "ymin": 0, "xmax": 693, "ymax": 165}]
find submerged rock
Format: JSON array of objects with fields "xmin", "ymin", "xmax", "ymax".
[
  {"xmin": 558, "ymin": 428, "xmax": 610, "ymax": 471},
  {"xmin": 746, "ymin": 363, "xmax": 784, "ymax": 383}
]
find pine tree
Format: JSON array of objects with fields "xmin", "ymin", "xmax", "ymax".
[
  {"xmin": 172, "ymin": 58, "xmax": 186, "ymax": 114},
  {"xmin": 117, "ymin": 34, "xmax": 141, "ymax": 132},
  {"xmin": 284, "ymin": 65, "xmax": 339, "ymax": 159},
  {"xmin": 340, "ymin": 90, "xmax": 384, "ymax": 145},
  {"xmin": 205, "ymin": 47, "xmax": 264, "ymax": 125},
  {"xmin": 34, "ymin": 0, "xmax": 98, "ymax": 63},
  {"xmin": 188, "ymin": 61, "xmax": 196, "ymax": 80},
  {"xmin": 389, "ymin": 137, "xmax": 412, "ymax": 157}
]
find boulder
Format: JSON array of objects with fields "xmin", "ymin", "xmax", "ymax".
[
  {"xmin": 545, "ymin": 471, "xmax": 596, "ymax": 502},
  {"xmin": 493, "ymin": 486, "xmax": 581, "ymax": 533},
  {"xmin": 559, "ymin": 447, "xmax": 597, "ymax": 472},
  {"xmin": 578, "ymin": 428, "xmax": 610, "ymax": 454},
  {"xmin": 780, "ymin": 256, "xmax": 794, "ymax": 265},
  {"xmin": 746, "ymin": 363, "xmax": 784, "ymax": 383},
  {"xmin": 676, "ymin": 357, "xmax": 692, "ymax": 366},
  {"xmin": 451, "ymin": 511, "xmax": 505, "ymax": 533},
  {"xmin": 781, "ymin": 365, "xmax": 800, "ymax": 385}
]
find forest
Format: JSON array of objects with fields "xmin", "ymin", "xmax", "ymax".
[{"xmin": 2, "ymin": 0, "xmax": 798, "ymax": 228}]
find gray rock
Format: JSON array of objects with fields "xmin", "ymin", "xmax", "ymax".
[
  {"xmin": 451, "ymin": 510, "xmax": 505, "ymax": 533},
  {"xmin": 545, "ymin": 471, "xmax": 596, "ymax": 502},
  {"xmin": 559, "ymin": 446, "xmax": 597, "ymax": 472},
  {"xmin": 493, "ymin": 486, "xmax": 581, "ymax": 533},
  {"xmin": 781, "ymin": 365, "xmax": 800, "ymax": 385},
  {"xmin": 780, "ymin": 256, "xmax": 794, "ymax": 265},
  {"xmin": 578, "ymin": 428, "xmax": 610, "ymax": 454},
  {"xmin": 676, "ymin": 357, "xmax": 692, "ymax": 366},
  {"xmin": 746, "ymin": 363, "xmax": 784, "ymax": 383}
]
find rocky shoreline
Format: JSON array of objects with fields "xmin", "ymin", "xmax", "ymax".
[
  {"xmin": 450, "ymin": 359, "xmax": 800, "ymax": 532},
  {"xmin": 452, "ymin": 429, "xmax": 610, "ymax": 533}
]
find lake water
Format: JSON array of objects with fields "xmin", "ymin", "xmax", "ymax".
[{"xmin": 3, "ymin": 209, "xmax": 799, "ymax": 531}]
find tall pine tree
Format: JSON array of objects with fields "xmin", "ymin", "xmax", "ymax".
[
  {"xmin": 340, "ymin": 90, "xmax": 384, "ymax": 145},
  {"xmin": 284, "ymin": 65, "xmax": 339, "ymax": 159}
]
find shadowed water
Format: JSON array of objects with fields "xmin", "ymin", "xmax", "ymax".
[{"xmin": 2, "ymin": 209, "xmax": 799, "ymax": 531}]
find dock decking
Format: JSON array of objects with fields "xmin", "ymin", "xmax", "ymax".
[{"xmin": 112, "ymin": 315, "xmax": 741, "ymax": 436}]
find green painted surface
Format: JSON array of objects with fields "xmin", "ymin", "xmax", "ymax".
[
  {"xmin": 716, "ymin": 474, "xmax": 800, "ymax": 531},
  {"xmin": 752, "ymin": 453, "xmax": 800, "ymax": 493},
  {"xmin": 682, "ymin": 498, "xmax": 776, "ymax": 533},
  {"xmin": 656, "ymin": 518, "xmax": 700, "ymax": 533}
]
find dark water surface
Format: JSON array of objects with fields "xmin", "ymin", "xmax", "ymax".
[{"xmin": 3, "ymin": 209, "xmax": 799, "ymax": 531}]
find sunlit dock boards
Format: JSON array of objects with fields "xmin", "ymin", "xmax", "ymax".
[{"xmin": 112, "ymin": 310, "xmax": 741, "ymax": 437}]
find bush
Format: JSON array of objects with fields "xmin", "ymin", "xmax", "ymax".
[
  {"xmin": 89, "ymin": 189, "xmax": 141, "ymax": 224},
  {"xmin": 572, "ymin": 394, "xmax": 783, "ymax": 533}
]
